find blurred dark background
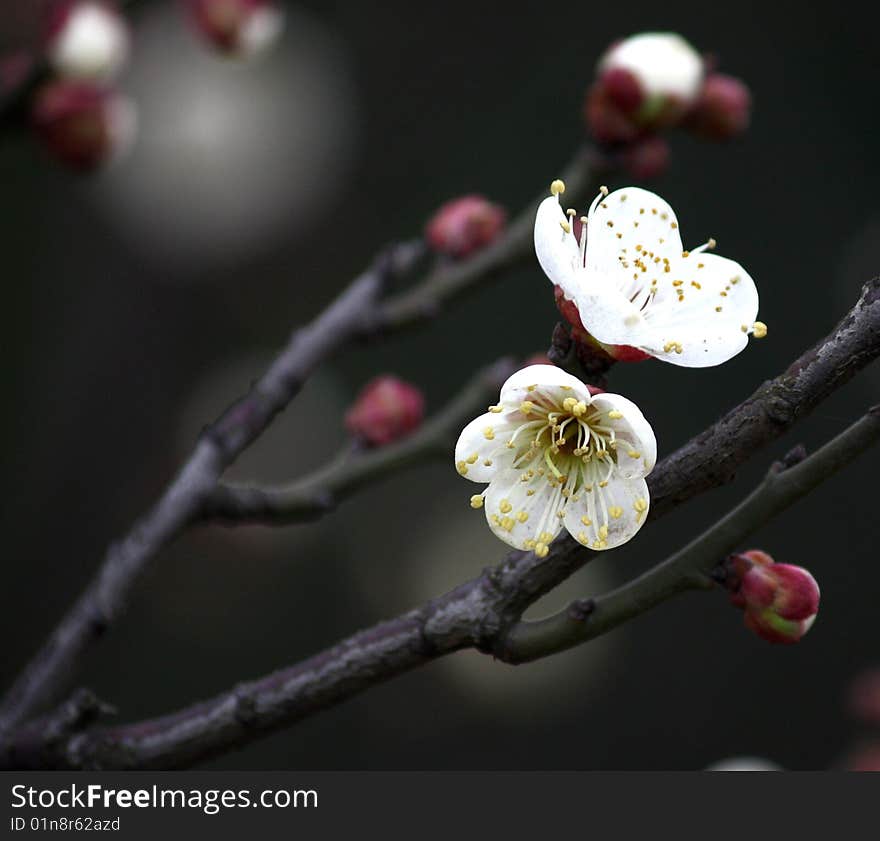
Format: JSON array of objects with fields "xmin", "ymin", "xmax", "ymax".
[{"xmin": 1, "ymin": 0, "xmax": 878, "ymax": 769}]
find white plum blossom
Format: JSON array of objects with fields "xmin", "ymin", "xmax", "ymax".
[
  {"xmin": 48, "ymin": 1, "xmax": 130, "ymax": 81},
  {"xmin": 599, "ymin": 32, "xmax": 704, "ymax": 107},
  {"xmin": 535, "ymin": 180, "xmax": 765, "ymax": 366},
  {"xmin": 455, "ymin": 365, "xmax": 656, "ymax": 556}
]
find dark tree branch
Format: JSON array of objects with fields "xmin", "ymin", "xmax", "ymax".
[
  {"xmin": 0, "ymin": 147, "xmax": 602, "ymax": 741},
  {"xmin": 5, "ymin": 280, "xmax": 878, "ymax": 770},
  {"xmin": 500, "ymin": 405, "xmax": 880, "ymax": 662}
]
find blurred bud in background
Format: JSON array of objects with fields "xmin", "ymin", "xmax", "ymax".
[
  {"xmin": 619, "ymin": 135, "xmax": 670, "ymax": 180},
  {"xmin": 684, "ymin": 73, "xmax": 752, "ymax": 141},
  {"xmin": 846, "ymin": 667, "xmax": 880, "ymax": 726},
  {"xmin": 183, "ymin": 0, "xmax": 284, "ymax": 57},
  {"xmin": 30, "ymin": 78, "xmax": 137, "ymax": 170},
  {"xmin": 724, "ymin": 550, "xmax": 820, "ymax": 644},
  {"xmin": 345, "ymin": 376, "xmax": 425, "ymax": 447},
  {"xmin": 425, "ymin": 195, "xmax": 506, "ymax": 258},
  {"xmin": 587, "ymin": 32, "xmax": 704, "ymax": 144},
  {"xmin": 45, "ymin": 0, "xmax": 130, "ymax": 81}
]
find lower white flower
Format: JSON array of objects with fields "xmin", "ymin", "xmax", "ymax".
[
  {"xmin": 455, "ymin": 364, "xmax": 656, "ymax": 556},
  {"xmin": 535, "ymin": 180, "xmax": 765, "ymax": 367}
]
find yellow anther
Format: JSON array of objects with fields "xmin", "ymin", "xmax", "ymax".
[
  {"xmin": 559, "ymin": 220, "xmax": 572, "ymax": 234},
  {"xmin": 752, "ymin": 321, "xmax": 768, "ymax": 339},
  {"xmin": 535, "ymin": 543, "xmax": 549, "ymax": 558},
  {"xmin": 581, "ymin": 515, "xmax": 592, "ymax": 526},
  {"xmin": 470, "ymin": 495, "xmax": 484, "ymax": 509},
  {"xmin": 483, "ymin": 427, "xmax": 495, "ymax": 440},
  {"xmin": 599, "ymin": 185, "xmax": 609, "ymax": 196},
  {"xmin": 566, "ymin": 208, "xmax": 577, "ymax": 217},
  {"xmin": 516, "ymin": 511, "xmax": 529, "ymax": 523},
  {"xmin": 609, "ymin": 506, "xmax": 623, "ymax": 519},
  {"xmin": 562, "ymin": 397, "xmax": 577, "ymax": 411},
  {"xmin": 526, "ymin": 489, "xmax": 535, "ymax": 496},
  {"xmin": 524, "ymin": 539, "xmax": 537, "ymax": 550},
  {"xmin": 598, "ymin": 525, "xmax": 609, "ymax": 539},
  {"xmin": 707, "ymin": 238, "xmax": 716, "ymax": 249},
  {"xmin": 715, "ymin": 306, "xmax": 723, "ymax": 313},
  {"xmin": 573, "ymin": 401, "xmax": 587, "ymax": 416},
  {"xmin": 484, "ymin": 459, "xmax": 493, "ymax": 467},
  {"xmin": 593, "ymin": 539, "xmax": 608, "ymax": 550},
  {"xmin": 741, "ymin": 324, "xmax": 749, "ymax": 333},
  {"xmin": 550, "ymin": 179, "xmax": 565, "ymax": 195},
  {"xmin": 527, "ymin": 384, "xmax": 537, "ymax": 392},
  {"xmin": 608, "ymin": 410, "xmax": 623, "ymax": 420},
  {"xmin": 466, "ymin": 452, "xmax": 479, "ymax": 464},
  {"xmin": 506, "ymin": 440, "xmax": 515, "ymax": 449},
  {"xmin": 627, "ymin": 450, "xmax": 640, "ymax": 459},
  {"xmin": 577, "ymin": 532, "xmax": 589, "ymax": 544},
  {"xmin": 633, "ymin": 498, "xmax": 647, "ymax": 513},
  {"xmin": 501, "ymin": 517, "xmax": 515, "ymax": 532},
  {"xmin": 520, "ymin": 400, "xmax": 535, "ymax": 415},
  {"xmin": 488, "ymin": 404, "xmax": 503, "ymax": 413},
  {"xmin": 539, "ymin": 531, "xmax": 554, "ymax": 543},
  {"xmin": 456, "ymin": 461, "xmax": 468, "ymax": 476},
  {"xmin": 682, "ymin": 250, "xmax": 690, "ymax": 258},
  {"xmin": 599, "ymin": 481, "xmax": 608, "ymax": 488},
  {"xmin": 499, "ymin": 499, "xmax": 512, "ymax": 514}
]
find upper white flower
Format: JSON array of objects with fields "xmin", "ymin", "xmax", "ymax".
[
  {"xmin": 599, "ymin": 32, "xmax": 704, "ymax": 105},
  {"xmin": 455, "ymin": 364, "xmax": 656, "ymax": 556},
  {"xmin": 49, "ymin": 2, "xmax": 130, "ymax": 81},
  {"xmin": 535, "ymin": 181, "xmax": 765, "ymax": 367}
]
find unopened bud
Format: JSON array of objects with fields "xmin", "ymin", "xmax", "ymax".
[
  {"xmin": 345, "ymin": 376, "xmax": 425, "ymax": 447},
  {"xmin": 31, "ymin": 80, "xmax": 137, "ymax": 171},
  {"xmin": 620, "ymin": 135, "xmax": 670, "ymax": 180},
  {"xmin": 596, "ymin": 32, "xmax": 704, "ymax": 132},
  {"xmin": 425, "ymin": 195, "xmax": 506, "ymax": 258},
  {"xmin": 685, "ymin": 73, "xmax": 752, "ymax": 141},
  {"xmin": 724, "ymin": 550, "xmax": 820, "ymax": 644},
  {"xmin": 846, "ymin": 668, "xmax": 880, "ymax": 725},
  {"xmin": 45, "ymin": 1, "xmax": 130, "ymax": 81},
  {"xmin": 183, "ymin": 0, "xmax": 285, "ymax": 57}
]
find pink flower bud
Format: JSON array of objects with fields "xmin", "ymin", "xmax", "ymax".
[
  {"xmin": 30, "ymin": 79, "xmax": 137, "ymax": 171},
  {"xmin": 183, "ymin": 0, "xmax": 285, "ymax": 57},
  {"xmin": 620, "ymin": 135, "xmax": 670, "ymax": 180},
  {"xmin": 846, "ymin": 669, "xmax": 880, "ymax": 725},
  {"xmin": 425, "ymin": 195, "xmax": 507, "ymax": 258},
  {"xmin": 725, "ymin": 550, "xmax": 820, "ymax": 644},
  {"xmin": 685, "ymin": 73, "xmax": 752, "ymax": 141},
  {"xmin": 584, "ymin": 82, "xmax": 642, "ymax": 146},
  {"xmin": 345, "ymin": 376, "xmax": 425, "ymax": 447},
  {"xmin": 45, "ymin": 1, "xmax": 130, "ymax": 80}
]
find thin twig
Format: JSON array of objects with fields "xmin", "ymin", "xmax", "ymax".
[
  {"xmin": 0, "ymin": 147, "xmax": 602, "ymax": 740},
  {"xmin": 4, "ymin": 282, "xmax": 877, "ymax": 770},
  {"xmin": 499, "ymin": 405, "xmax": 880, "ymax": 662},
  {"xmin": 200, "ymin": 357, "xmax": 518, "ymax": 524}
]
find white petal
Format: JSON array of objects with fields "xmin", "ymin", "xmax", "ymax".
[
  {"xmin": 584, "ymin": 187, "xmax": 684, "ymax": 278},
  {"xmin": 639, "ymin": 254, "xmax": 760, "ymax": 367},
  {"xmin": 534, "ymin": 195, "xmax": 582, "ymax": 297},
  {"xmin": 454, "ymin": 411, "xmax": 518, "ymax": 482},
  {"xmin": 565, "ymin": 271, "xmax": 654, "ymax": 347},
  {"xmin": 499, "ymin": 364, "xmax": 593, "ymax": 407},
  {"xmin": 589, "ymin": 393, "xmax": 657, "ymax": 477},
  {"xmin": 563, "ymin": 476, "xmax": 650, "ymax": 551},
  {"xmin": 483, "ymin": 466, "xmax": 564, "ymax": 551}
]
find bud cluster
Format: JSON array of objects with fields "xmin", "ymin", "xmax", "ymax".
[{"xmin": 586, "ymin": 32, "xmax": 752, "ymax": 179}]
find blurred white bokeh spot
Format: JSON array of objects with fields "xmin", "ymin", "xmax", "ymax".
[{"xmin": 91, "ymin": 3, "xmax": 357, "ymax": 276}]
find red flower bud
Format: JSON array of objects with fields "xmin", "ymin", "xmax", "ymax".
[
  {"xmin": 600, "ymin": 67, "xmax": 644, "ymax": 114},
  {"xmin": 183, "ymin": 0, "xmax": 284, "ymax": 57},
  {"xmin": 425, "ymin": 195, "xmax": 506, "ymax": 258},
  {"xmin": 725, "ymin": 550, "xmax": 820, "ymax": 644},
  {"xmin": 45, "ymin": 1, "xmax": 130, "ymax": 80},
  {"xmin": 584, "ymin": 81, "xmax": 642, "ymax": 146},
  {"xmin": 684, "ymin": 73, "xmax": 752, "ymax": 141},
  {"xmin": 30, "ymin": 79, "xmax": 137, "ymax": 171},
  {"xmin": 620, "ymin": 135, "xmax": 670, "ymax": 180},
  {"xmin": 345, "ymin": 376, "xmax": 425, "ymax": 447},
  {"xmin": 846, "ymin": 669, "xmax": 880, "ymax": 725}
]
